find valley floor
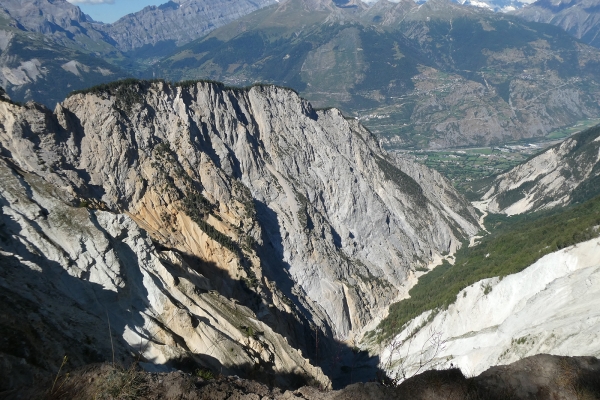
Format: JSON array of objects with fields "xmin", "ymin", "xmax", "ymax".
[{"xmin": 391, "ymin": 117, "xmax": 600, "ymax": 196}]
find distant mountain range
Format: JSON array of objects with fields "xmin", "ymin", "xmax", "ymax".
[
  {"xmin": 0, "ymin": 1, "xmax": 128, "ymax": 106},
  {"xmin": 0, "ymin": 0, "xmax": 277, "ymax": 104},
  {"xmin": 0, "ymin": 0, "xmax": 277, "ymax": 55},
  {"xmin": 513, "ymin": 0, "xmax": 600, "ymax": 48},
  {"xmin": 104, "ymin": 0, "xmax": 277, "ymax": 55},
  {"xmin": 3, "ymin": 0, "xmax": 600, "ymax": 149},
  {"xmin": 153, "ymin": 0, "xmax": 600, "ymax": 148}
]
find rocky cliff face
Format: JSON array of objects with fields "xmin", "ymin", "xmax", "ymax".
[
  {"xmin": 0, "ymin": 157, "xmax": 331, "ymax": 391},
  {"xmin": 481, "ymin": 124, "xmax": 600, "ymax": 215},
  {"xmin": 0, "ymin": 110, "xmax": 330, "ymax": 391},
  {"xmin": 0, "ymin": 81, "xmax": 478, "ymax": 389}
]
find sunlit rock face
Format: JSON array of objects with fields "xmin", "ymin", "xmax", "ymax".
[{"xmin": 0, "ymin": 81, "xmax": 478, "ymax": 389}]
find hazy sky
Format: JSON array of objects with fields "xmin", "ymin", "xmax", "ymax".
[{"xmin": 67, "ymin": 0, "xmax": 163, "ymax": 23}]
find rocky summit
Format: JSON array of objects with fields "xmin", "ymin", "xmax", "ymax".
[{"xmin": 0, "ymin": 80, "xmax": 478, "ymax": 391}]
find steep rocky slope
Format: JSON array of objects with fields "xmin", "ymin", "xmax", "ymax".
[
  {"xmin": 156, "ymin": 0, "xmax": 600, "ymax": 149},
  {"xmin": 0, "ymin": 80, "xmax": 478, "ymax": 390},
  {"xmin": 379, "ymin": 236, "xmax": 600, "ymax": 382},
  {"xmin": 0, "ymin": 154, "xmax": 328, "ymax": 391},
  {"xmin": 514, "ymin": 0, "xmax": 600, "ymax": 48},
  {"xmin": 481, "ymin": 124, "xmax": 600, "ymax": 215}
]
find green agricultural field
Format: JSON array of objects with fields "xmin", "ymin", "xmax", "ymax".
[
  {"xmin": 392, "ymin": 118, "xmax": 600, "ymax": 198},
  {"xmin": 394, "ymin": 147, "xmax": 531, "ymax": 196},
  {"xmin": 546, "ymin": 118, "xmax": 600, "ymax": 140}
]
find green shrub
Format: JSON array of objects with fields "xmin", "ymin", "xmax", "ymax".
[{"xmin": 194, "ymin": 368, "xmax": 214, "ymax": 380}]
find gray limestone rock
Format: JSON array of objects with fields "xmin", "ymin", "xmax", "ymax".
[{"xmin": 0, "ymin": 82, "xmax": 478, "ymax": 389}]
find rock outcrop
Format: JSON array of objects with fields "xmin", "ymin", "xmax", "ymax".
[
  {"xmin": 0, "ymin": 144, "xmax": 330, "ymax": 392},
  {"xmin": 0, "ymin": 81, "xmax": 478, "ymax": 390},
  {"xmin": 9, "ymin": 354, "xmax": 600, "ymax": 399},
  {"xmin": 481, "ymin": 124, "xmax": 600, "ymax": 215}
]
